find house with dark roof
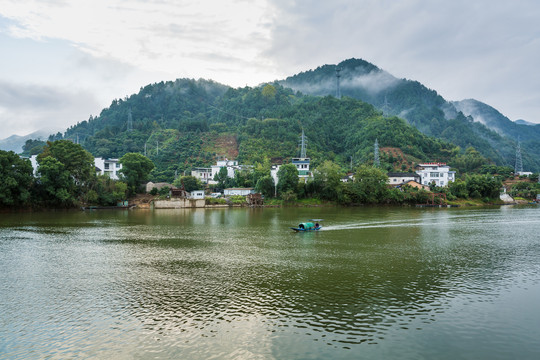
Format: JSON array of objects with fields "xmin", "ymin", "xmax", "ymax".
[{"xmin": 387, "ymin": 172, "xmax": 421, "ymax": 186}]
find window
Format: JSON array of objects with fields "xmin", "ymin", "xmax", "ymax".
[
  {"xmin": 430, "ymin": 172, "xmax": 439, "ymax": 177},
  {"xmin": 116, "ymin": 163, "xmax": 121, "ymax": 168},
  {"xmin": 104, "ymin": 163, "xmax": 110, "ymax": 170}
]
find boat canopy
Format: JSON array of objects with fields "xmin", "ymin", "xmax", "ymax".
[{"xmin": 298, "ymin": 222, "xmax": 316, "ymax": 229}]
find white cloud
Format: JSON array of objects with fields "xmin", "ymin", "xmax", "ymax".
[
  {"xmin": 0, "ymin": 0, "xmax": 275, "ymax": 86},
  {"xmin": 0, "ymin": 80, "xmax": 100, "ymax": 136},
  {"xmin": 1, "ymin": 0, "xmax": 540, "ymax": 137},
  {"xmin": 265, "ymin": 0, "xmax": 540, "ymax": 122}
]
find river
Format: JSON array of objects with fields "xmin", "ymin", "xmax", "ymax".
[{"xmin": 1, "ymin": 205, "xmax": 539, "ymax": 359}]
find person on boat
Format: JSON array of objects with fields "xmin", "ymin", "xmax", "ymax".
[
  {"xmin": 299, "ymin": 223, "xmax": 304, "ymax": 229},
  {"xmin": 315, "ymin": 222, "xmax": 319, "ymax": 228}
]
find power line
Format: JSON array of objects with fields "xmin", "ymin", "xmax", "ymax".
[{"xmin": 207, "ymin": 104, "xmax": 252, "ymax": 120}]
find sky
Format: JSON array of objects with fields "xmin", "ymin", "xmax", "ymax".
[{"xmin": 1, "ymin": 0, "xmax": 540, "ymax": 137}]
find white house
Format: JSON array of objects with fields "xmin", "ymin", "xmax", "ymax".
[
  {"xmin": 29, "ymin": 155, "xmax": 39, "ymax": 176},
  {"xmin": 190, "ymin": 190, "xmax": 205, "ymax": 199},
  {"xmin": 387, "ymin": 172, "xmax": 421, "ymax": 185},
  {"xmin": 291, "ymin": 157, "xmax": 312, "ymax": 181},
  {"xmin": 415, "ymin": 163, "xmax": 456, "ymax": 187},
  {"xmin": 95, "ymin": 158, "xmax": 122, "ymax": 180},
  {"xmin": 191, "ymin": 167, "xmax": 212, "ymax": 183},
  {"xmin": 271, "ymin": 158, "xmax": 313, "ymax": 187},
  {"xmin": 211, "ymin": 159, "xmax": 238, "ymax": 180},
  {"xmin": 224, "ymin": 188, "xmax": 255, "ymax": 196},
  {"xmin": 270, "ymin": 165, "xmax": 280, "ymax": 185}
]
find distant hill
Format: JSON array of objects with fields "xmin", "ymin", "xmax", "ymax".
[
  {"xmin": 515, "ymin": 119, "xmax": 536, "ymax": 126},
  {"xmin": 0, "ymin": 130, "xmax": 51, "ymax": 153},
  {"xmin": 279, "ymin": 58, "xmax": 540, "ymax": 170},
  {"xmin": 57, "ymin": 78, "xmax": 461, "ymax": 182},
  {"xmin": 28, "ymin": 58, "xmax": 540, "ymax": 181}
]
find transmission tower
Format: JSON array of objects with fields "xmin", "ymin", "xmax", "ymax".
[
  {"xmin": 335, "ymin": 66, "xmax": 342, "ymax": 99},
  {"xmin": 299, "ymin": 129, "xmax": 308, "ymax": 158},
  {"xmin": 382, "ymin": 93, "xmax": 390, "ymax": 116},
  {"xmin": 374, "ymin": 138, "xmax": 380, "ymax": 167},
  {"xmin": 127, "ymin": 108, "xmax": 133, "ymax": 132},
  {"xmin": 514, "ymin": 137, "xmax": 523, "ymax": 174}
]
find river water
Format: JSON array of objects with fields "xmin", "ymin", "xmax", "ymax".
[{"xmin": 1, "ymin": 206, "xmax": 539, "ymax": 359}]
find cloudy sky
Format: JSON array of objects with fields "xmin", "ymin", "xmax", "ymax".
[{"xmin": 1, "ymin": 0, "xmax": 540, "ymax": 137}]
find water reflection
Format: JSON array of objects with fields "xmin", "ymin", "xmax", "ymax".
[{"xmin": 1, "ymin": 206, "xmax": 539, "ymax": 359}]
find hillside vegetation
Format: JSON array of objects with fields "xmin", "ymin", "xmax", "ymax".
[
  {"xmin": 280, "ymin": 58, "xmax": 540, "ymax": 171},
  {"xmin": 60, "ymin": 79, "xmax": 465, "ymax": 182}
]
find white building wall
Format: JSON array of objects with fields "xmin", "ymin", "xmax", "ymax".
[
  {"xmin": 224, "ymin": 188, "xmax": 255, "ymax": 196},
  {"xmin": 190, "ymin": 190, "xmax": 205, "ymax": 199},
  {"xmin": 415, "ymin": 163, "xmax": 455, "ymax": 187},
  {"xmin": 95, "ymin": 158, "xmax": 122, "ymax": 180}
]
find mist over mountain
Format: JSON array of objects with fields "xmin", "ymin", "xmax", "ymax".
[
  {"xmin": 280, "ymin": 58, "xmax": 540, "ymax": 170},
  {"xmin": 13, "ymin": 58, "xmax": 540, "ymax": 179},
  {"xmin": 515, "ymin": 119, "xmax": 536, "ymax": 126}
]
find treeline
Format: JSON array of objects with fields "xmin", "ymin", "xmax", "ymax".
[
  {"xmin": 280, "ymin": 58, "xmax": 540, "ymax": 171},
  {"xmin": 51, "ymin": 79, "xmax": 481, "ymax": 184},
  {"xmin": 0, "ymin": 141, "xmax": 154, "ymax": 209}
]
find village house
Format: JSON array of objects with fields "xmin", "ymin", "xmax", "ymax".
[
  {"xmin": 415, "ymin": 162, "xmax": 456, "ymax": 187},
  {"xmin": 396, "ymin": 180, "xmax": 430, "ymax": 191},
  {"xmin": 192, "ymin": 159, "xmax": 253, "ymax": 185},
  {"xmin": 191, "ymin": 167, "xmax": 212, "ymax": 184},
  {"xmin": 387, "ymin": 172, "xmax": 421, "ymax": 185},
  {"xmin": 94, "ymin": 158, "xmax": 122, "ymax": 180},
  {"xmin": 224, "ymin": 188, "xmax": 255, "ymax": 196},
  {"xmin": 190, "ymin": 190, "xmax": 205, "ymax": 199}
]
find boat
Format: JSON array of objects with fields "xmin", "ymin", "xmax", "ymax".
[{"xmin": 291, "ymin": 219, "xmax": 323, "ymax": 232}]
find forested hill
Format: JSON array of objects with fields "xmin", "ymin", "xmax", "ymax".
[
  {"xmin": 279, "ymin": 58, "xmax": 540, "ymax": 171},
  {"xmin": 61, "ymin": 78, "xmax": 460, "ymax": 182}
]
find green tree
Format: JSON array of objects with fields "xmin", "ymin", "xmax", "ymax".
[
  {"xmin": 261, "ymin": 84, "xmax": 277, "ymax": 100},
  {"xmin": 450, "ymin": 147, "xmax": 488, "ymax": 173},
  {"xmin": 36, "ymin": 156, "xmax": 75, "ymax": 207},
  {"xmin": 313, "ymin": 160, "xmax": 343, "ymax": 200},
  {"xmin": 448, "ymin": 178, "xmax": 468, "ymax": 199},
  {"xmin": 119, "ymin": 153, "xmax": 155, "ymax": 194},
  {"xmin": 86, "ymin": 176, "xmax": 128, "ymax": 206},
  {"xmin": 39, "ymin": 140, "xmax": 95, "ymax": 187},
  {"xmin": 277, "ymin": 163, "xmax": 299, "ymax": 195},
  {"xmin": 173, "ymin": 175, "xmax": 203, "ymax": 192},
  {"xmin": 346, "ymin": 165, "xmax": 388, "ymax": 204},
  {"xmin": 0, "ymin": 150, "xmax": 34, "ymax": 207},
  {"xmin": 252, "ymin": 158, "xmax": 271, "ymax": 186},
  {"xmin": 213, "ymin": 167, "xmax": 229, "ymax": 190},
  {"xmin": 255, "ymin": 175, "xmax": 275, "ymax": 198},
  {"xmin": 21, "ymin": 139, "xmax": 46, "ymax": 156}
]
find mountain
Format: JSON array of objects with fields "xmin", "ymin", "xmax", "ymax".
[
  {"xmin": 0, "ymin": 130, "xmax": 51, "ymax": 153},
  {"xmin": 515, "ymin": 119, "xmax": 536, "ymax": 126},
  {"xmin": 452, "ymin": 99, "xmax": 540, "ymax": 140},
  {"xmin": 33, "ymin": 59, "xmax": 540, "ymax": 181},
  {"xmin": 57, "ymin": 78, "xmax": 461, "ymax": 182},
  {"xmin": 279, "ymin": 58, "xmax": 540, "ymax": 170}
]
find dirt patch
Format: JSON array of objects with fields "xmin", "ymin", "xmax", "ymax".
[
  {"xmin": 210, "ymin": 133, "xmax": 238, "ymax": 159},
  {"xmin": 380, "ymin": 147, "xmax": 416, "ymax": 171},
  {"xmin": 130, "ymin": 193, "xmax": 157, "ymax": 209}
]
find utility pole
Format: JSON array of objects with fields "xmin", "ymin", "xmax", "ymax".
[
  {"xmin": 144, "ymin": 142, "xmax": 147, "ymax": 156},
  {"xmin": 515, "ymin": 137, "xmax": 523, "ymax": 174},
  {"xmin": 335, "ymin": 66, "xmax": 342, "ymax": 99},
  {"xmin": 299, "ymin": 129, "xmax": 308, "ymax": 158},
  {"xmin": 156, "ymin": 141, "xmax": 159, "ymax": 156}
]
